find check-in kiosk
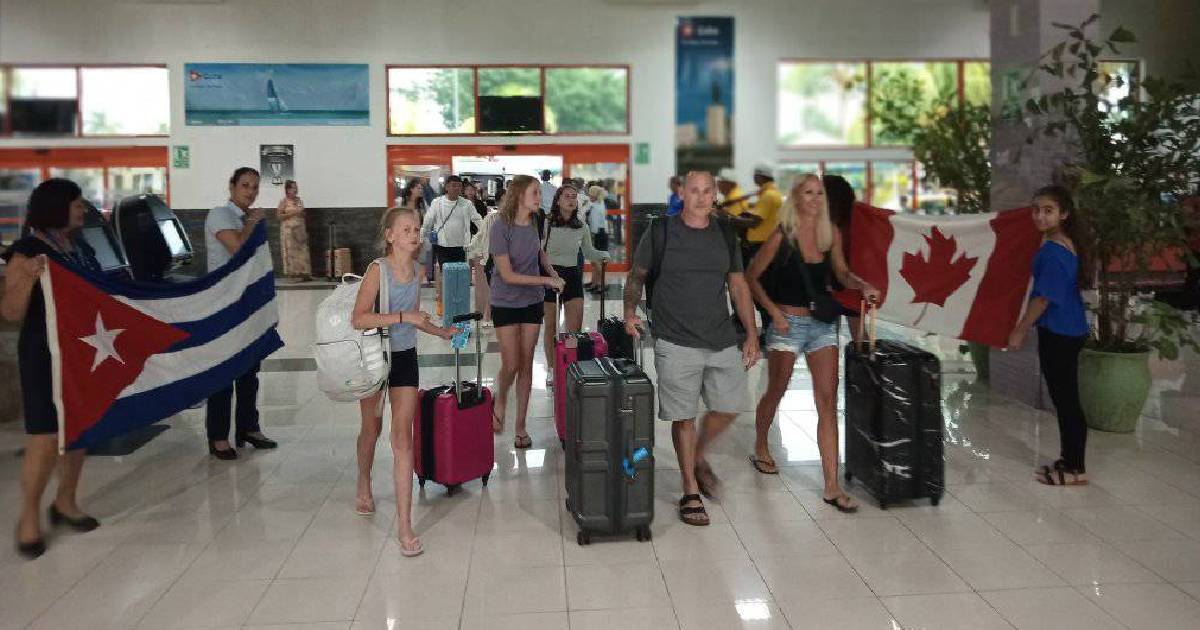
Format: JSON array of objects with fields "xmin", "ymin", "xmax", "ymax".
[{"xmin": 113, "ymin": 194, "xmax": 193, "ymax": 282}]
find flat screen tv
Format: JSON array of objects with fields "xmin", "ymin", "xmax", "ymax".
[
  {"xmin": 478, "ymin": 95, "xmax": 542, "ymax": 133},
  {"xmin": 9, "ymin": 99, "xmax": 77, "ymax": 135}
]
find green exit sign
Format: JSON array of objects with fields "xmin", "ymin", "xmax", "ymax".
[{"xmin": 635, "ymin": 142, "xmax": 650, "ymax": 165}]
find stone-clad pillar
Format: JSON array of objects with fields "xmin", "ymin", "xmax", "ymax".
[{"xmin": 988, "ymin": 0, "xmax": 1099, "ymax": 409}]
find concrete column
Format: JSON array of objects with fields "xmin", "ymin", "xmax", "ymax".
[{"xmin": 988, "ymin": 0, "xmax": 1099, "ymax": 409}]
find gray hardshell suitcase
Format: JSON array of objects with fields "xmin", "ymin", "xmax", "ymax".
[{"xmin": 564, "ymin": 356, "xmax": 655, "ymax": 545}]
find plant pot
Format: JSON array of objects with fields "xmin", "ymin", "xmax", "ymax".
[
  {"xmin": 967, "ymin": 342, "xmax": 990, "ymax": 381},
  {"xmin": 1078, "ymin": 348, "xmax": 1151, "ymax": 433}
]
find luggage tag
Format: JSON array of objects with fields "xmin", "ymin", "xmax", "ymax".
[{"xmin": 451, "ymin": 322, "xmax": 471, "ymax": 351}]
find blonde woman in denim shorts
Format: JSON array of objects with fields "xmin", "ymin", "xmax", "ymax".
[{"xmin": 745, "ymin": 174, "xmax": 879, "ymax": 513}]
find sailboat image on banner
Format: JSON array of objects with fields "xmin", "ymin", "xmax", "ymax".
[{"xmin": 266, "ymin": 78, "xmax": 288, "ymax": 114}]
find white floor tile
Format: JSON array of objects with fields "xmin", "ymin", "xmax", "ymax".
[
  {"xmin": 847, "ymin": 548, "xmax": 970, "ymax": 597},
  {"xmin": 138, "ymin": 577, "xmax": 270, "ymax": 628},
  {"xmin": 882, "ymin": 592, "xmax": 1012, "ymax": 630},
  {"xmin": 778, "ymin": 596, "xmax": 900, "ymax": 630},
  {"xmin": 565, "ymin": 561, "xmax": 671, "ymax": 611},
  {"xmin": 1021, "ymin": 541, "xmax": 1163, "ymax": 586},
  {"xmin": 1079, "ymin": 582, "xmax": 1200, "ymax": 630},
  {"xmin": 247, "ymin": 576, "xmax": 369, "ymax": 625},
  {"xmin": 981, "ymin": 587, "xmax": 1124, "ymax": 630}
]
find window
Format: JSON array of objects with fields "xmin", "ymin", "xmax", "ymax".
[
  {"xmin": 2, "ymin": 65, "xmax": 169, "ymax": 137},
  {"xmin": 870, "ymin": 62, "xmax": 957, "ymax": 146},
  {"xmin": 1097, "ymin": 61, "xmax": 1139, "ymax": 116},
  {"xmin": 545, "ymin": 67, "xmax": 628, "ymax": 134},
  {"xmin": 963, "ymin": 61, "xmax": 991, "ymax": 107},
  {"xmin": 0, "ymin": 168, "xmax": 39, "ymax": 246},
  {"xmin": 387, "ymin": 64, "xmax": 631, "ymax": 136},
  {"xmin": 824, "ymin": 162, "xmax": 868, "ymax": 202},
  {"xmin": 9, "ymin": 67, "xmax": 78, "ymax": 136},
  {"xmin": 107, "ymin": 167, "xmax": 168, "ymax": 207},
  {"xmin": 387, "ymin": 67, "xmax": 474, "ymax": 134},
  {"xmin": 49, "ymin": 168, "xmax": 105, "ymax": 209},
  {"xmin": 777, "ymin": 62, "xmax": 867, "ymax": 146},
  {"xmin": 777, "ymin": 162, "xmax": 821, "ymax": 199},
  {"xmin": 870, "ymin": 162, "xmax": 915, "ymax": 210},
  {"xmin": 916, "ymin": 163, "xmax": 956, "ymax": 215},
  {"xmin": 80, "ymin": 67, "xmax": 170, "ymax": 135}
]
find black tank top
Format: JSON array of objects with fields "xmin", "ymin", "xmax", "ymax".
[{"xmin": 765, "ymin": 231, "xmax": 832, "ymax": 309}]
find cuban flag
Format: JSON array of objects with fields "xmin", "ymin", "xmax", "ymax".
[
  {"xmin": 840, "ymin": 203, "xmax": 1042, "ymax": 347},
  {"xmin": 40, "ymin": 224, "xmax": 283, "ymax": 452}
]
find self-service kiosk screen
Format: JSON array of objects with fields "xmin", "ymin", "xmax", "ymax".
[
  {"xmin": 81, "ymin": 226, "xmax": 124, "ymax": 271},
  {"xmin": 158, "ymin": 220, "xmax": 187, "ymax": 257}
]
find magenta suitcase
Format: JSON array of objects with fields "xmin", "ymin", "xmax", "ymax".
[
  {"xmin": 554, "ymin": 331, "xmax": 608, "ymax": 447},
  {"xmin": 414, "ymin": 313, "xmax": 494, "ymax": 494}
]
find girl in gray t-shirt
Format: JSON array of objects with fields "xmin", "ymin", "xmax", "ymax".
[{"xmin": 487, "ymin": 175, "xmax": 564, "ymax": 449}]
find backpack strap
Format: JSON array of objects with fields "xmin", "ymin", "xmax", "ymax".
[{"xmin": 371, "ymin": 257, "xmax": 393, "ymax": 415}]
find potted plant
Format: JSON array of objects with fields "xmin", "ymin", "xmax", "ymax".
[
  {"xmin": 1021, "ymin": 16, "xmax": 1200, "ymax": 432},
  {"xmin": 873, "ymin": 68, "xmax": 995, "ymax": 378}
]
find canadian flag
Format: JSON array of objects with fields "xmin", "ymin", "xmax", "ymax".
[{"xmin": 841, "ymin": 203, "xmax": 1042, "ymax": 347}]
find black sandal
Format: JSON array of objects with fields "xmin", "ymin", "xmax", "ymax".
[
  {"xmin": 748, "ymin": 455, "xmax": 779, "ymax": 475},
  {"xmin": 823, "ymin": 494, "xmax": 859, "ymax": 513},
  {"xmin": 514, "ymin": 433, "xmax": 532, "ymax": 449},
  {"xmin": 1036, "ymin": 464, "xmax": 1088, "ymax": 486},
  {"xmin": 678, "ymin": 494, "xmax": 710, "ymax": 526}
]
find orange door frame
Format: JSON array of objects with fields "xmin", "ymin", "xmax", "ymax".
[{"xmin": 385, "ymin": 143, "xmax": 632, "ymax": 271}]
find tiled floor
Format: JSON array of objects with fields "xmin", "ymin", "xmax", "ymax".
[{"xmin": 3, "ymin": 282, "xmax": 1200, "ymax": 629}]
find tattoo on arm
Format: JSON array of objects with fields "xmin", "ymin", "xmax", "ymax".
[{"xmin": 624, "ymin": 265, "xmax": 648, "ymax": 315}]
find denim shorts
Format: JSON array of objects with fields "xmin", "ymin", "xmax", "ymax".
[{"xmin": 765, "ymin": 313, "xmax": 839, "ymax": 355}]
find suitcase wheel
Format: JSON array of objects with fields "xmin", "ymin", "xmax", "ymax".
[
  {"xmin": 447, "ymin": 484, "xmax": 461, "ymax": 497},
  {"xmin": 635, "ymin": 526, "xmax": 652, "ymax": 542},
  {"xmin": 559, "ymin": 438, "xmax": 565, "ymax": 451},
  {"xmin": 844, "ymin": 470, "xmax": 852, "ymax": 482},
  {"xmin": 481, "ymin": 474, "xmax": 490, "ymax": 487},
  {"xmin": 577, "ymin": 530, "xmax": 591, "ymax": 546},
  {"xmin": 930, "ymin": 495, "xmax": 941, "ymax": 507},
  {"xmin": 878, "ymin": 499, "xmax": 889, "ymax": 510},
  {"xmin": 418, "ymin": 478, "xmax": 426, "ymax": 488}
]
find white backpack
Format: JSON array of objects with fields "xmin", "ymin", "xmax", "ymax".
[{"xmin": 313, "ymin": 259, "xmax": 393, "ymax": 402}]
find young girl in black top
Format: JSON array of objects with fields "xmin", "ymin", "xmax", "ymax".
[{"xmin": 2, "ymin": 179, "xmax": 103, "ymax": 559}]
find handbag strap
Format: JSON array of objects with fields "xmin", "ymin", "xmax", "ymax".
[{"xmin": 434, "ymin": 198, "xmax": 460, "ymax": 232}]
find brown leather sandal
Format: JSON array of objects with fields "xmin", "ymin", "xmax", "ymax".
[{"xmin": 679, "ymin": 494, "xmax": 710, "ymax": 526}]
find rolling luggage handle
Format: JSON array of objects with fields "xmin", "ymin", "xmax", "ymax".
[
  {"xmin": 857, "ymin": 299, "xmax": 879, "ymax": 357},
  {"xmin": 598, "ymin": 260, "xmax": 606, "ymax": 320},
  {"xmin": 327, "ymin": 222, "xmax": 338, "ymax": 281},
  {"xmin": 450, "ymin": 311, "xmax": 484, "ymax": 406}
]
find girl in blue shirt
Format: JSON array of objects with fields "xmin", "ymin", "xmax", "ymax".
[{"xmin": 1007, "ymin": 186, "xmax": 1091, "ymax": 486}]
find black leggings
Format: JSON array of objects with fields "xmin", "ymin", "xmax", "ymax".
[{"xmin": 1037, "ymin": 328, "xmax": 1088, "ymax": 471}]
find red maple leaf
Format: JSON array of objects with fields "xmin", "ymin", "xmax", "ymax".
[{"xmin": 899, "ymin": 226, "xmax": 978, "ymax": 309}]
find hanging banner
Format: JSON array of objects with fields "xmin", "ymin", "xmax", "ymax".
[
  {"xmin": 675, "ymin": 16, "xmax": 734, "ymax": 177},
  {"xmin": 185, "ymin": 63, "xmax": 369, "ymax": 126}
]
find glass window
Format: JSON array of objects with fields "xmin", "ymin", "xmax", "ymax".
[
  {"xmin": 0, "ymin": 168, "xmax": 40, "ymax": 247},
  {"xmin": 1097, "ymin": 61, "xmax": 1138, "ymax": 116},
  {"xmin": 777, "ymin": 62, "xmax": 867, "ymax": 146},
  {"xmin": 0, "ymin": 69, "xmax": 7, "ymax": 132},
  {"xmin": 10, "ymin": 67, "xmax": 78, "ymax": 135},
  {"xmin": 388, "ymin": 67, "xmax": 475, "ymax": 134},
  {"xmin": 778, "ymin": 162, "xmax": 822, "ymax": 201},
  {"xmin": 963, "ymin": 61, "xmax": 991, "ymax": 107},
  {"xmin": 80, "ymin": 67, "xmax": 170, "ymax": 135},
  {"xmin": 544, "ymin": 67, "xmax": 628, "ymax": 134},
  {"xmin": 107, "ymin": 167, "xmax": 168, "ymax": 210},
  {"xmin": 10, "ymin": 67, "xmax": 77, "ymax": 98},
  {"xmin": 870, "ymin": 162, "xmax": 915, "ymax": 211},
  {"xmin": 870, "ymin": 62, "xmax": 958, "ymax": 146},
  {"xmin": 916, "ymin": 162, "xmax": 957, "ymax": 215},
  {"xmin": 478, "ymin": 67, "xmax": 540, "ymax": 96},
  {"xmin": 823, "ymin": 162, "xmax": 867, "ymax": 203},
  {"xmin": 49, "ymin": 168, "xmax": 105, "ymax": 211}
]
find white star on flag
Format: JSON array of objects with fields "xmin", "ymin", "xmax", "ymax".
[{"xmin": 79, "ymin": 312, "xmax": 126, "ymax": 372}]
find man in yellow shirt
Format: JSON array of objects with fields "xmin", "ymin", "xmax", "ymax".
[{"xmin": 746, "ymin": 162, "xmax": 783, "ymax": 254}]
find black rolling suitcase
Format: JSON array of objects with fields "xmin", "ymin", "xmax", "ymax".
[
  {"xmin": 564, "ymin": 347, "xmax": 654, "ymax": 545},
  {"xmin": 843, "ymin": 305, "xmax": 944, "ymax": 509}
]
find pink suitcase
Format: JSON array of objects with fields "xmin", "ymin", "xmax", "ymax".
[
  {"xmin": 414, "ymin": 313, "xmax": 494, "ymax": 494},
  {"xmin": 554, "ymin": 331, "xmax": 608, "ymax": 447}
]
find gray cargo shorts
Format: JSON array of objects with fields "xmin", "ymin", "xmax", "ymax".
[{"xmin": 653, "ymin": 338, "xmax": 750, "ymax": 421}]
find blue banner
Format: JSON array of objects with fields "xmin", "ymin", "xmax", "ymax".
[
  {"xmin": 676, "ymin": 17, "xmax": 734, "ymax": 175},
  {"xmin": 185, "ymin": 63, "xmax": 369, "ymax": 126}
]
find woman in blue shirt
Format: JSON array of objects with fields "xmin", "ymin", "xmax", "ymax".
[{"xmin": 1007, "ymin": 186, "xmax": 1091, "ymax": 486}]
